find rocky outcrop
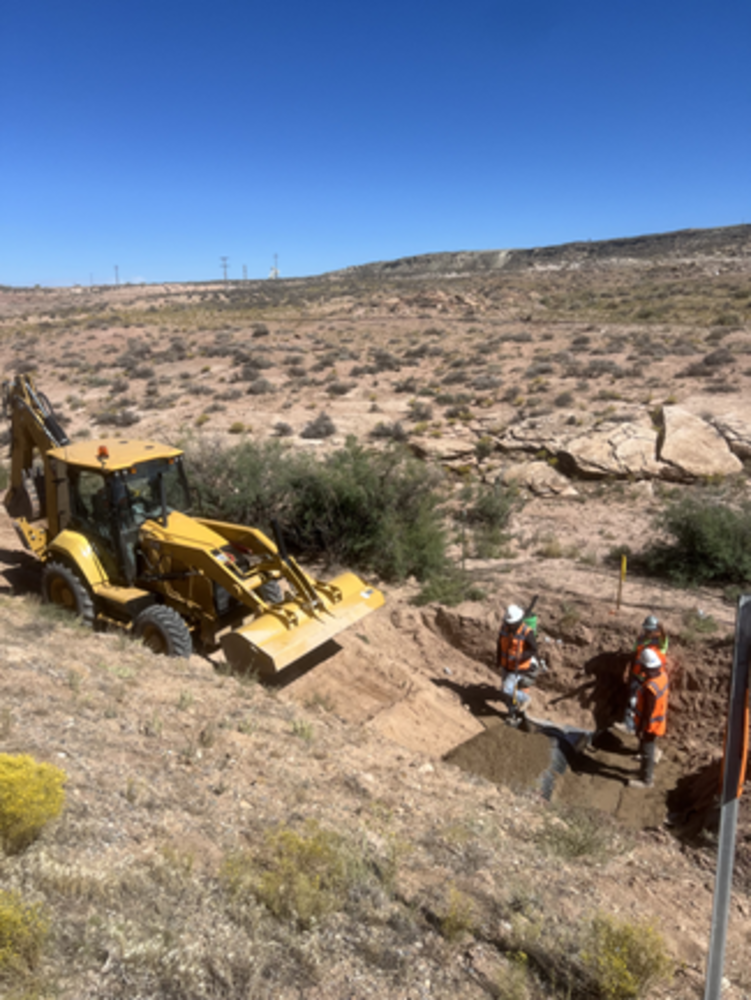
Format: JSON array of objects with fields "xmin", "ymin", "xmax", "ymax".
[
  {"xmin": 659, "ymin": 406, "xmax": 744, "ymax": 479},
  {"xmin": 561, "ymin": 414, "xmax": 663, "ymax": 479},
  {"xmin": 501, "ymin": 460, "xmax": 579, "ymax": 497},
  {"xmin": 493, "ymin": 405, "xmax": 749, "ymax": 486},
  {"xmin": 710, "ymin": 414, "xmax": 751, "ymax": 460}
]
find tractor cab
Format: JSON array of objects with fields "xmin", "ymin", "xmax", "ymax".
[{"xmin": 49, "ymin": 440, "xmax": 191, "ymax": 585}]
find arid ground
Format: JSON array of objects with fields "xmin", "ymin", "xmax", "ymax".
[{"xmin": 0, "ymin": 225, "xmax": 750, "ymax": 998}]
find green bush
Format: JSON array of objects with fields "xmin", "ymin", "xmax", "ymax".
[
  {"xmin": 580, "ymin": 913, "xmax": 673, "ymax": 999},
  {"xmin": 186, "ymin": 436, "xmax": 448, "ymax": 582},
  {"xmin": 0, "ymin": 890, "xmax": 48, "ymax": 978},
  {"xmin": 640, "ymin": 495, "xmax": 751, "ymax": 587},
  {"xmin": 0, "ymin": 754, "xmax": 66, "ymax": 854}
]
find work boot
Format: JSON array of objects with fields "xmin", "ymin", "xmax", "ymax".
[
  {"xmin": 506, "ymin": 708, "xmax": 523, "ymax": 728},
  {"xmin": 628, "ymin": 777, "xmax": 654, "ymax": 789}
]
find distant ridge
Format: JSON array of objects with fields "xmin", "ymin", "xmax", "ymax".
[{"xmin": 330, "ymin": 224, "xmax": 751, "ymax": 280}]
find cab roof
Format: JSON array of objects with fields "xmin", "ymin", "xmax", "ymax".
[{"xmin": 47, "ymin": 437, "xmax": 184, "ymax": 473}]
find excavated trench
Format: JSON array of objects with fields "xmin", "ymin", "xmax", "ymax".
[{"xmin": 430, "ymin": 606, "xmax": 733, "ymax": 837}]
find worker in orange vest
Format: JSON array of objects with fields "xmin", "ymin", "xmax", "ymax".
[
  {"xmin": 496, "ymin": 603, "xmax": 540, "ymax": 725},
  {"xmin": 622, "ymin": 614, "xmax": 669, "ymax": 733},
  {"xmin": 629, "ymin": 647, "xmax": 669, "ymax": 788}
]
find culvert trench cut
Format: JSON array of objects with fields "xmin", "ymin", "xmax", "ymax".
[{"xmin": 429, "ymin": 606, "xmax": 730, "ymax": 833}]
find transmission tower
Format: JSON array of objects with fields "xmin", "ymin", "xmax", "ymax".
[{"xmin": 220, "ymin": 256, "xmax": 229, "ymax": 282}]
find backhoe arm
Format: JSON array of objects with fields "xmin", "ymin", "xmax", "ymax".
[{"xmin": 2, "ymin": 373, "xmax": 70, "ymax": 521}]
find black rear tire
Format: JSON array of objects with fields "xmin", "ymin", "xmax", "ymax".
[
  {"xmin": 42, "ymin": 561, "xmax": 95, "ymax": 628},
  {"xmin": 133, "ymin": 605, "xmax": 192, "ymax": 658}
]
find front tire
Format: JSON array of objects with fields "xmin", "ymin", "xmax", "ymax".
[
  {"xmin": 133, "ymin": 605, "xmax": 192, "ymax": 658},
  {"xmin": 42, "ymin": 561, "xmax": 95, "ymax": 628}
]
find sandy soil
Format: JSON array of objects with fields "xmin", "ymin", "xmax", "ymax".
[{"xmin": 1, "ymin": 240, "xmax": 750, "ymax": 997}]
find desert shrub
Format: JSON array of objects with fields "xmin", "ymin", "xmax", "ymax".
[
  {"xmin": 0, "ymin": 754, "xmax": 66, "ymax": 854},
  {"xmin": 301, "ymin": 412, "xmax": 336, "ymax": 439},
  {"xmin": 93, "ymin": 408, "xmax": 140, "ymax": 428},
  {"xmin": 370, "ymin": 349, "xmax": 401, "ymax": 372},
  {"xmin": 370, "ymin": 421, "xmax": 408, "ymax": 442},
  {"xmin": 471, "ymin": 374, "xmax": 502, "ymax": 391},
  {"xmin": 580, "ymin": 914, "xmax": 673, "ymax": 999},
  {"xmin": 0, "ymin": 890, "xmax": 48, "ymax": 977},
  {"xmin": 407, "ymin": 400, "xmax": 433, "ymax": 422},
  {"xmin": 526, "ymin": 362, "xmax": 555, "ymax": 377},
  {"xmin": 246, "ymin": 377, "xmax": 275, "ymax": 396},
  {"xmin": 639, "ymin": 495, "xmax": 751, "ymax": 587},
  {"xmin": 438, "ymin": 885, "xmax": 475, "ymax": 941},
  {"xmin": 394, "ymin": 376, "xmax": 419, "ymax": 393},
  {"xmin": 282, "ymin": 439, "xmax": 447, "ymax": 581},
  {"xmin": 220, "ymin": 820, "xmax": 367, "ymax": 928},
  {"xmin": 535, "ymin": 806, "xmax": 617, "ymax": 861},
  {"xmin": 474, "ymin": 436, "xmax": 494, "ymax": 462},
  {"xmin": 186, "ymin": 436, "xmax": 447, "ymax": 582},
  {"xmin": 463, "ymin": 482, "xmax": 517, "ymax": 532},
  {"xmin": 326, "ymin": 380, "xmax": 355, "ymax": 396},
  {"xmin": 554, "ymin": 391, "xmax": 574, "ymax": 407}
]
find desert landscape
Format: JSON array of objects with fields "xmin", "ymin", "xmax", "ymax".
[{"xmin": 0, "ymin": 224, "xmax": 750, "ymax": 999}]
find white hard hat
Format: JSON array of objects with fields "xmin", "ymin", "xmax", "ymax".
[
  {"xmin": 640, "ymin": 648, "xmax": 662, "ymax": 671},
  {"xmin": 505, "ymin": 604, "xmax": 524, "ymax": 624},
  {"xmin": 642, "ymin": 615, "xmax": 659, "ymax": 631}
]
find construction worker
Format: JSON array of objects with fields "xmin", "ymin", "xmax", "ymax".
[
  {"xmin": 496, "ymin": 603, "xmax": 540, "ymax": 725},
  {"xmin": 629, "ymin": 647, "xmax": 669, "ymax": 788},
  {"xmin": 622, "ymin": 614, "xmax": 669, "ymax": 733},
  {"xmin": 634, "ymin": 614, "xmax": 669, "ymax": 659}
]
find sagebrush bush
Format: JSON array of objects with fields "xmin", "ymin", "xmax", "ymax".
[
  {"xmin": 0, "ymin": 890, "xmax": 48, "ymax": 977},
  {"xmin": 186, "ymin": 436, "xmax": 448, "ymax": 582},
  {"xmin": 580, "ymin": 914, "xmax": 673, "ymax": 999},
  {"xmin": 221, "ymin": 820, "xmax": 367, "ymax": 928},
  {"xmin": 0, "ymin": 754, "xmax": 66, "ymax": 854},
  {"xmin": 641, "ymin": 494, "xmax": 751, "ymax": 586}
]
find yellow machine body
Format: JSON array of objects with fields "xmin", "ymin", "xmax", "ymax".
[{"xmin": 2, "ymin": 374, "xmax": 384, "ymax": 672}]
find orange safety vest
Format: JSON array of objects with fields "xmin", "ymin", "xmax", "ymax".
[
  {"xmin": 632, "ymin": 643, "xmax": 668, "ymax": 684},
  {"xmin": 498, "ymin": 622, "xmax": 534, "ymax": 673},
  {"xmin": 634, "ymin": 667, "xmax": 669, "ymax": 737}
]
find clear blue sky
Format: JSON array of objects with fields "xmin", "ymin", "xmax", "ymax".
[{"xmin": 2, "ymin": 0, "xmax": 749, "ymax": 287}]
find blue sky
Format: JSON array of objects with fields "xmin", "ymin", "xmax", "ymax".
[{"xmin": 2, "ymin": 0, "xmax": 749, "ymax": 286}]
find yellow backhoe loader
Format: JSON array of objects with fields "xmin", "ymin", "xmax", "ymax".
[{"xmin": 2, "ymin": 374, "xmax": 384, "ymax": 674}]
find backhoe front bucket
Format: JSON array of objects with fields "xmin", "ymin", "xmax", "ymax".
[{"xmin": 220, "ymin": 572, "xmax": 384, "ymax": 676}]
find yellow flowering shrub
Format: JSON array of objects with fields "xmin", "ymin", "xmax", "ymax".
[{"xmin": 0, "ymin": 754, "xmax": 66, "ymax": 854}]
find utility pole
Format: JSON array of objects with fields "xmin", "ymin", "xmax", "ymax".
[
  {"xmin": 242, "ymin": 264, "xmax": 247, "ymax": 282},
  {"xmin": 220, "ymin": 256, "xmax": 229, "ymax": 283},
  {"xmin": 114, "ymin": 265, "xmax": 119, "ymax": 286}
]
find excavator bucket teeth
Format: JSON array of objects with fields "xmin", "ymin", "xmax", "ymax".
[{"xmin": 220, "ymin": 572, "xmax": 384, "ymax": 676}]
